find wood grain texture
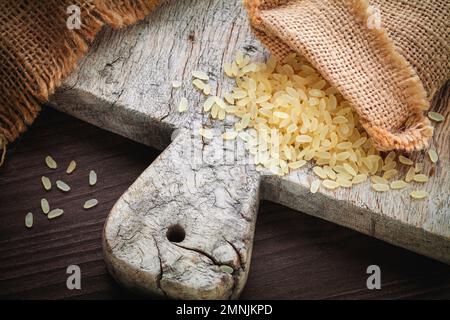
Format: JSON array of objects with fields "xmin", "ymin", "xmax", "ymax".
[
  {"xmin": 1, "ymin": 108, "xmax": 450, "ymax": 300},
  {"xmin": 103, "ymin": 131, "xmax": 261, "ymax": 299},
  {"xmin": 49, "ymin": 0, "xmax": 449, "ymax": 297}
]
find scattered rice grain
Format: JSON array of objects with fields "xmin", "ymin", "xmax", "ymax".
[
  {"xmin": 382, "ymin": 169, "xmax": 397, "ymax": 180},
  {"xmin": 203, "ymin": 84, "xmax": 211, "ymax": 95},
  {"xmin": 405, "ymin": 167, "xmax": 416, "ymax": 182},
  {"xmin": 66, "ymin": 160, "xmax": 77, "ymax": 174},
  {"xmin": 48, "ymin": 208, "xmax": 64, "ymax": 219},
  {"xmin": 310, "ymin": 180, "xmax": 321, "ymax": 193},
  {"xmin": 313, "ymin": 166, "xmax": 327, "ymax": 179},
  {"xmin": 352, "ymin": 174, "xmax": 367, "ymax": 184},
  {"xmin": 372, "ymin": 183, "xmax": 389, "ymax": 192},
  {"xmin": 220, "ymin": 265, "xmax": 234, "ymax": 274},
  {"xmin": 172, "ymin": 80, "xmax": 182, "ymax": 88},
  {"xmin": 413, "ymin": 174, "xmax": 428, "ymax": 183},
  {"xmin": 289, "ymin": 160, "xmax": 307, "ymax": 170},
  {"xmin": 199, "ymin": 128, "xmax": 213, "ymax": 139},
  {"xmin": 89, "ymin": 170, "xmax": 97, "ymax": 186},
  {"xmin": 45, "ymin": 156, "xmax": 57, "ymax": 169},
  {"xmin": 193, "ymin": 79, "xmax": 205, "ymax": 90},
  {"xmin": 41, "ymin": 198, "xmax": 50, "ymax": 214},
  {"xmin": 390, "ymin": 180, "xmax": 408, "ymax": 190},
  {"xmin": 427, "ymin": 111, "xmax": 444, "ymax": 122},
  {"xmin": 25, "ymin": 212, "xmax": 33, "ymax": 228},
  {"xmin": 428, "ymin": 149, "xmax": 438, "ymax": 163},
  {"xmin": 41, "ymin": 176, "xmax": 51, "ymax": 191},
  {"xmin": 399, "ymin": 155, "xmax": 413, "ymax": 166},
  {"xmin": 336, "ymin": 177, "xmax": 352, "ymax": 188},
  {"xmin": 415, "ymin": 163, "xmax": 423, "ymax": 173},
  {"xmin": 83, "ymin": 199, "xmax": 98, "ymax": 209},
  {"xmin": 56, "ymin": 180, "xmax": 70, "ymax": 192},
  {"xmin": 178, "ymin": 97, "xmax": 188, "ymax": 113},
  {"xmin": 192, "ymin": 70, "xmax": 209, "ymax": 81},
  {"xmin": 343, "ymin": 163, "xmax": 357, "ymax": 176},
  {"xmin": 322, "ymin": 179, "xmax": 339, "ymax": 190},
  {"xmin": 222, "ymin": 131, "xmax": 238, "ymax": 140},
  {"xmin": 371, "ymin": 176, "xmax": 388, "ymax": 185},
  {"xmin": 410, "ymin": 190, "xmax": 428, "ymax": 200}
]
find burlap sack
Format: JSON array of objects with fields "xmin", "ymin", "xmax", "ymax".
[
  {"xmin": 0, "ymin": 0, "xmax": 160, "ymax": 166},
  {"xmin": 245, "ymin": 0, "xmax": 450, "ymax": 152}
]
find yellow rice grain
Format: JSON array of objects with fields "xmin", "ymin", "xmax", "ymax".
[
  {"xmin": 322, "ymin": 179, "xmax": 339, "ymax": 190},
  {"xmin": 427, "ymin": 111, "xmax": 445, "ymax": 122},
  {"xmin": 428, "ymin": 149, "xmax": 438, "ymax": 163},
  {"xmin": 192, "ymin": 70, "xmax": 209, "ymax": 81},
  {"xmin": 178, "ymin": 97, "xmax": 188, "ymax": 113},
  {"xmin": 399, "ymin": 155, "xmax": 414, "ymax": 166},
  {"xmin": 371, "ymin": 176, "xmax": 388, "ymax": 185},
  {"xmin": 390, "ymin": 180, "xmax": 408, "ymax": 190},
  {"xmin": 410, "ymin": 190, "xmax": 428, "ymax": 200},
  {"xmin": 310, "ymin": 180, "xmax": 321, "ymax": 193},
  {"xmin": 413, "ymin": 174, "xmax": 428, "ymax": 183},
  {"xmin": 352, "ymin": 174, "xmax": 367, "ymax": 184},
  {"xmin": 372, "ymin": 183, "xmax": 389, "ymax": 192},
  {"xmin": 313, "ymin": 166, "xmax": 327, "ymax": 179},
  {"xmin": 405, "ymin": 167, "xmax": 416, "ymax": 182}
]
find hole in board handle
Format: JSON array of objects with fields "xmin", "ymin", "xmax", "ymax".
[{"xmin": 166, "ymin": 224, "xmax": 185, "ymax": 243}]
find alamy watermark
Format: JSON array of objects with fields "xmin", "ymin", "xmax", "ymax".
[
  {"xmin": 367, "ymin": 5, "xmax": 382, "ymax": 30},
  {"xmin": 66, "ymin": 265, "xmax": 81, "ymax": 290},
  {"xmin": 366, "ymin": 265, "xmax": 381, "ymax": 290},
  {"xmin": 66, "ymin": 5, "xmax": 81, "ymax": 30}
]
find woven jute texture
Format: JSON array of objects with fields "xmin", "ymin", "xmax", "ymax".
[
  {"xmin": 0, "ymin": 0, "xmax": 160, "ymax": 166},
  {"xmin": 245, "ymin": 0, "xmax": 450, "ymax": 151}
]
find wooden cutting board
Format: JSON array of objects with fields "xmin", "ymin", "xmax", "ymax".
[{"xmin": 50, "ymin": 0, "xmax": 450, "ymax": 299}]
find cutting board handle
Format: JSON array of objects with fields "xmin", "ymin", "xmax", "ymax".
[{"xmin": 103, "ymin": 129, "xmax": 261, "ymax": 299}]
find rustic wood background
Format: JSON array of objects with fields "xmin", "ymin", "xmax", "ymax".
[{"xmin": 0, "ymin": 107, "xmax": 449, "ymax": 300}]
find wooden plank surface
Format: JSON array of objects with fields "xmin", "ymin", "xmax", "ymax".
[{"xmin": 1, "ymin": 108, "xmax": 450, "ymax": 300}]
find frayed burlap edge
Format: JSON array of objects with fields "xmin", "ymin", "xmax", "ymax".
[
  {"xmin": 352, "ymin": 0, "xmax": 433, "ymax": 152},
  {"xmin": 244, "ymin": 0, "xmax": 434, "ymax": 152},
  {"xmin": 0, "ymin": 0, "xmax": 160, "ymax": 167}
]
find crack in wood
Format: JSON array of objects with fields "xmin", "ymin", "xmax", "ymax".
[{"xmin": 151, "ymin": 235, "xmax": 168, "ymax": 298}]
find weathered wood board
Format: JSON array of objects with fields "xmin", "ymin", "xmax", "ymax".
[{"xmin": 50, "ymin": 0, "xmax": 450, "ymax": 299}]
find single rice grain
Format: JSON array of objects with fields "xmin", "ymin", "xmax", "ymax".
[
  {"xmin": 390, "ymin": 180, "xmax": 408, "ymax": 190},
  {"xmin": 322, "ymin": 179, "xmax": 339, "ymax": 190},
  {"xmin": 399, "ymin": 155, "xmax": 413, "ymax": 166},
  {"xmin": 41, "ymin": 176, "xmax": 51, "ymax": 191},
  {"xmin": 428, "ymin": 149, "xmax": 438, "ymax": 163},
  {"xmin": 41, "ymin": 198, "xmax": 50, "ymax": 214},
  {"xmin": 48, "ymin": 208, "xmax": 64, "ymax": 219},
  {"xmin": 372, "ymin": 183, "xmax": 389, "ymax": 192},
  {"xmin": 310, "ymin": 180, "xmax": 321, "ymax": 193},
  {"xmin": 178, "ymin": 97, "xmax": 188, "ymax": 113},
  {"xmin": 427, "ymin": 111, "xmax": 444, "ymax": 122},
  {"xmin": 56, "ymin": 180, "xmax": 70, "ymax": 192},
  {"xmin": 410, "ymin": 190, "xmax": 428, "ymax": 200},
  {"xmin": 413, "ymin": 174, "xmax": 428, "ymax": 183},
  {"xmin": 83, "ymin": 199, "xmax": 98, "ymax": 209},
  {"xmin": 89, "ymin": 170, "xmax": 97, "ymax": 186},
  {"xmin": 192, "ymin": 70, "xmax": 209, "ymax": 81},
  {"xmin": 25, "ymin": 212, "xmax": 33, "ymax": 228},
  {"xmin": 45, "ymin": 156, "xmax": 57, "ymax": 169},
  {"xmin": 172, "ymin": 80, "xmax": 182, "ymax": 88},
  {"xmin": 66, "ymin": 160, "xmax": 77, "ymax": 174}
]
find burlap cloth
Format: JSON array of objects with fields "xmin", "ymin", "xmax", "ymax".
[
  {"xmin": 0, "ymin": 0, "xmax": 160, "ymax": 166},
  {"xmin": 245, "ymin": 0, "xmax": 449, "ymax": 152}
]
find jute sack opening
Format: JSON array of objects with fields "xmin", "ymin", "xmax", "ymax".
[
  {"xmin": 245, "ymin": 0, "xmax": 450, "ymax": 152},
  {"xmin": 0, "ymin": 0, "xmax": 160, "ymax": 166}
]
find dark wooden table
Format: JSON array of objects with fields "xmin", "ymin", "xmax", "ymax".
[{"xmin": 1, "ymin": 107, "xmax": 449, "ymax": 300}]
